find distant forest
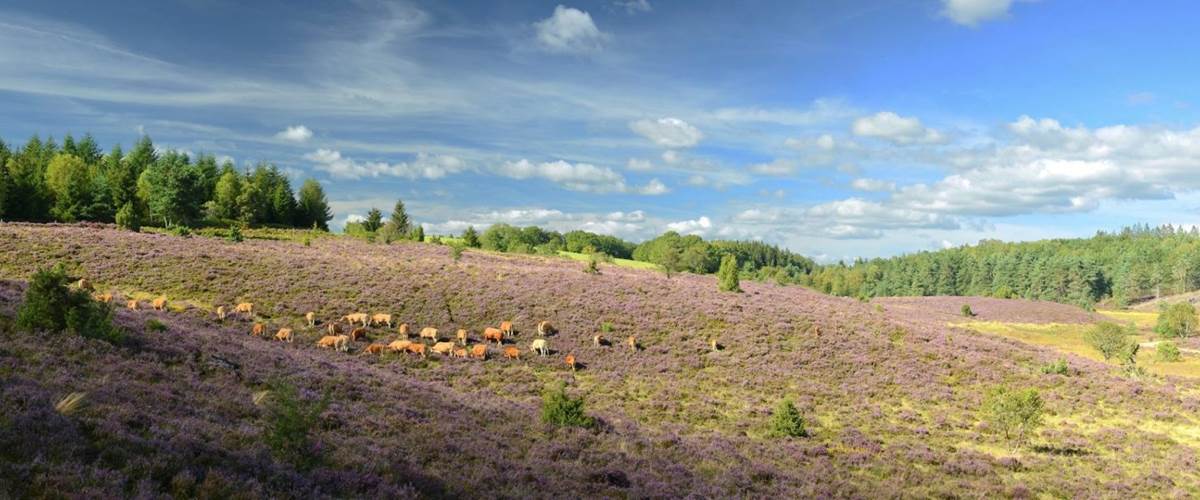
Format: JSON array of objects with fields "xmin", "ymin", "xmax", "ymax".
[
  {"xmin": 0, "ymin": 134, "xmax": 333, "ymax": 231},
  {"xmin": 804, "ymin": 224, "xmax": 1200, "ymax": 307}
]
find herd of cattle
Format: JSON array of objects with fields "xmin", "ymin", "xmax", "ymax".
[{"xmin": 76, "ymin": 276, "xmax": 648, "ymax": 371}]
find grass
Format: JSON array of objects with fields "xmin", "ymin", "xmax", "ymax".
[
  {"xmin": 1096, "ymin": 309, "xmax": 1158, "ymax": 329},
  {"xmin": 558, "ymin": 251, "xmax": 662, "ymax": 271}
]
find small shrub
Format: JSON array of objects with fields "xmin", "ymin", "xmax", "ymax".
[
  {"xmin": 115, "ymin": 202, "xmax": 140, "ymax": 232},
  {"xmin": 1155, "ymin": 302, "xmax": 1197, "ymax": 338},
  {"xmin": 302, "ymin": 234, "xmax": 312, "ymax": 247},
  {"xmin": 450, "ymin": 244, "xmax": 465, "ymax": 262},
  {"xmin": 540, "ymin": 382, "xmax": 594, "ymax": 428},
  {"xmin": 17, "ymin": 266, "xmax": 122, "ymax": 344},
  {"xmin": 717, "ymin": 254, "xmax": 741, "ymax": 292},
  {"xmin": 145, "ymin": 319, "xmax": 167, "ymax": 332},
  {"xmin": 961, "ymin": 304, "xmax": 975, "ymax": 317},
  {"xmin": 584, "ymin": 255, "xmax": 600, "ymax": 275},
  {"xmin": 981, "ymin": 386, "xmax": 1044, "ymax": 446},
  {"xmin": 767, "ymin": 399, "xmax": 808, "ymax": 438},
  {"xmin": 1039, "ymin": 358, "xmax": 1069, "ymax": 375},
  {"xmin": 170, "ymin": 225, "xmax": 192, "ymax": 237},
  {"xmin": 600, "ymin": 322, "xmax": 614, "ymax": 333},
  {"xmin": 1156, "ymin": 342, "xmax": 1182, "ymax": 362},
  {"xmin": 993, "ymin": 285, "xmax": 1015, "ymax": 299},
  {"xmin": 227, "ymin": 224, "xmax": 244, "ymax": 243},
  {"xmin": 261, "ymin": 379, "xmax": 331, "ymax": 470},
  {"xmin": 1084, "ymin": 322, "xmax": 1136, "ymax": 362}
]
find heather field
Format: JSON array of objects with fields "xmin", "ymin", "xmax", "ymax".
[{"xmin": 3, "ymin": 224, "xmax": 1200, "ymax": 498}]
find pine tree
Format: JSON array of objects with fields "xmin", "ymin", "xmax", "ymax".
[
  {"xmin": 296, "ymin": 179, "xmax": 332, "ymax": 231},
  {"xmin": 389, "ymin": 199, "xmax": 410, "ymax": 235},
  {"xmin": 212, "ymin": 170, "xmax": 242, "ymax": 220},
  {"xmin": 44, "ymin": 154, "xmax": 93, "ymax": 221},
  {"xmin": 718, "ymin": 254, "xmax": 742, "ymax": 292},
  {"xmin": 410, "ymin": 224, "xmax": 425, "ymax": 242},
  {"xmin": 462, "ymin": 225, "xmax": 480, "ymax": 248},
  {"xmin": 364, "ymin": 208, "xmax": 383, "ymax": 232}
]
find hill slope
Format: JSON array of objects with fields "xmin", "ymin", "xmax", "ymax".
[{"xmin": 1, "ymin": 223, "xmax": 1199, "ymax": 498}]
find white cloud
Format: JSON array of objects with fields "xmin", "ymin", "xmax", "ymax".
[
  {"xmin": 494, "ymin": 159, "xmax": 667, "ymax": 195},
  {"xmin": 748, "ymin": 158, "xmax": 798, "ymax": 176},
  {"xmin": 614, "ymin": 0, "xmax": 652, "ymax": 14},
  {"xmin": 666, "ymin": 216, "xmax": 712, "ymax": 236},
  {"xmin": 661, "ymin": 150, "xmax": 681, "ymax": 163},
  {"xmin": 850, "ymin": 178, "xmax": 896, "ymax": 192},
  {"xmin": 306, "ymin": 149, "xmax": 467, "ymax": 180},
  {"xmin": 631, "ymin": 117, "xmax": 704, "ymax": 148},
  {"xmin": 941, "ymin": 0, "xmax": 1013, "ymax": 27},
  {"xmin": 638, "ymin": 178, "xmax": 670, "ymax": 195},
  {"xmin": 852, "ymin": 111, "xmax": 946, "ymax": 145},
  {"xmin": 275, "ymin": 125, "xmax": 313, "ymax": 142},
  {"xmin": 626, "ymin": 158, "xmax": 654, "ymax": 171},
  {"xmin": 534, "ymin": 5, "xmax": 608, "ymax": 54}
]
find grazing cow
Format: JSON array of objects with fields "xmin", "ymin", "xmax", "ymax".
[
  {"xmin": 537, "ymin": 321, "xmax": 554, "ymax": 336},
  {"xmin": 470, "ymin": 344, "xmax": 487, "ymax": 359},
  {"xmin": 362, "ymin": 343, "xmax": 386, "ymax": 355},
  {"xmin": 316, "ymin": 335, "xmax": 338, "ymax": 348},
  {"xmin": 234, "ymin": 302, "xmax": 253, "ymax": 316},
  {"xmin": 251, "ymin": 323, "xmax": 265, "ymax": 337},
  {"xmin": 456, "ymin": 329, "xmax": 468, "ymax": 345},
  {"xmin": 350, "ymin": 327, "xmax": 368, "ymax": 342},
  {"xmin": 216, "ymin": 306, "xmax": 227, "ymax": 320},
  {"xmin": 306, "ymin": 312, "xmax": 316, "ymax": 327},
  {"xmin": 73, "ymin": 278, "xmax": 93, "ymax": 291},
  {"xmin": 398, "ymin": 323, "xmax": 410, "ymax": 338},
  {"xmin": 593, "ymin": 334, "xmax": 603, "ymax": 347},
  {"xmin": 530, "ymin": 339, "xmax": 549, "ymax": 357},
  {"xmin": 152, "ymin": 297, "xmax": 167, "ymax": 311},
  {"xmin": 711, "ymin": 339, "xmax": 719, "ymax": 352},
  {"xmin": 342, "ymin": 313, "xmax": 369, "ymax": 327},
  {"xmin": 94, "ymin": 293, "xmax": 113, "ymax": 304},
  {"xmin": 503, "ymin": 346, "xmax": 520, "ymax": 360},
  {"xmin": 483, "ymin": 327, "xmax": 504, "ymax": 345},
  {"xmin": 565, "ymin": 353, "xmax": 576, "ymax": 372},
  {"xmin": 432, "ymin": 341, "xmax": 455, "ymax": 355},
  {"xmin": 389, "ymin": 340, "xmax": 413, "ymax": 352},
  {"xmin": 126, "ymin": 299, "xmax": 138, "ymax": 311},
  {"xmin": 452, "ymin": 347, "xmax": 467, "ymax": 358},
  {"xmin": 275, "ymin": 328, "xmax": 293, "ymax": 343},
  {"xmin": 420, "ymin": 327, "xmax": 439, "ymax": 341},
  {"xmin": 627, "ymin": 335, "xmax": 637, "ymax": 352},
  {"xmin": 327, "ymin": 323, "xmax": 343, "ymax": 336},
  {"xmin": 500, "ymin": 321, "xmax": 514, "ymax": 337},
  {"xmin": 334, "ymin": 335, "xmax": 351, "ymax": 352},
  {"xmin": 371, "ymin": 313, "xmax": 393, "ymax": 328},
  {"xmin": 405, "ymin": 342, "xmax": 427, "ymax": 358}
]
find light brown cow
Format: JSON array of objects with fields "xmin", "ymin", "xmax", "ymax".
[
  {"xmin": 627, "ymin": 335, "xmax": 637, "ymax": 352},
  {"xmin": 316, "ymin": 335, "xmax": 339, "ymax": 349},
  {"xmin": 371, "ymin": 313, "xmax": 393, "ymax": 328},
  {"xmin": 530, "ymin": 339, "xmax": 549, "ymax": 356},
  {"xmin": 251, "ymin": 323, "xmax": 265, "ymax": 337},
  {"xmin": 275, "ymin": 328, "xmax": 294, "ymax": 342},
  {"xmin": 500, "ymin": 321, "xmax": 514, "ymax": 336},
  {"xmin": 152, "ymin": 297, "xmax": 167, "ymax": 311},
  {"xmin": 362, "ymin": 343, "xmax": 386, "ymax": 355},
  {"xmin": 431, "ymin": 341, "xmax": 455, "ymax": 355},
  {"xmin": 306, "ymin": 312, "xmax": 316, "ymax": 327},
  {"xmin": 537, "ymin": 321, "xmax": 554, "ymax": 336},
  {"xmin": 398, "ymin": 323, "xmax": 410, "ymax": 338},
  {"xmin": 456, "ymin": 329, "xmax": 468, "ymax": 345},
  {"xmin": 126, "ymin": 299, "xmax": 138, "ymax": 311},
  {"xmin": 565, "ymin": 353, "xmax": 576, "ymax": 372},
  {"xmin": 470, "ymin": 344, "xmax": 487, "ymax": 359},
  {"xmin": 350, "ymin": 327, "xmax": 368, "ymax": 342},
  {"xmin": 593, "ymin": 334, "xmax": 603, "ymax": 347},
  {"xmin": 452, "ymin": 347, "xmax": 467, "ymax": 358},
  {"xmin": 405, "ymin": 342, "xmax": 427, "ymax": 357},
  {"xmin": 503, "ymin": 346, "xmax": 520, "ymax": 360},
  {"xmin": 342, "ymin": 313, "xmax": 369, "ymax": 327},
  {"xmin": 710, "ymin": 339, "xmax": 719, "ymax": 352},
  {"xmin": 216, "ymin": 306, "xmax": 227, "ymax": 320},
  {"xmin": 389, "ymin": 340, "xmax": 413, "ymax": 352},
  {"xmin": 327, "ymin": 323, "xmax": 341, "ymax": 335},
  {"xmin": 334, "ymin": 335, "xmax": 351, "ymax": 352},
  {"xmin": 483, "ymin": 327, "xmax": 504, "ymax": 345},
  {"xmin": 419, "ymin": 327, "xmax": 439, "ymax": 341},
  {"xmin": 234, "ymin": 302, "xmax": 253, "ymax": 316},
  {"xmin": 73, "ymin": 278, "xmax": 93, "ymax": 291},
  {"xmin": 94, "ymin": 293, "xmax": 113, "ymax": 304}
]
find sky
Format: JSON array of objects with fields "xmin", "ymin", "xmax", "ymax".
[{"xmin": 5, "ymin": 0, "xmax": 1200, "ymax": 262}]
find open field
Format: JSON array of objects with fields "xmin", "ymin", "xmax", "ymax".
[
  {"xmin": 558, "ymin": 251, "xmax": 662, "ymax": 271},
  {"xmin": 3, "ymin": 224, "xmax": 1200, "ymax": 497}
]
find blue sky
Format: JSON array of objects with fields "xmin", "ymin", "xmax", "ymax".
[{"xmin": 5, "ymin": 0, "xmax": 1200, "ymax": 261}]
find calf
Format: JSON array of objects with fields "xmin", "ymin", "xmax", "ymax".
[
  {"xmin": 398, "ymin": 323, "xmax": 410, "ymax": 338},
  {"xmin": 275, "ymin": 328, "xmax": 293, "ymax": 343},
  {"xmin": 216, "ymin": 306, "xmax": 227, "ymax": 320},
  {"xmin": 483, "ymin": 327, "xmax": 504, "ymax": 345},
  {"xmin": 627, "ymin": 335, "xmax": 637, "ymax": 352},
  {"xmin": 152, "ymin": 297, "xmax": 167, "ymax": 311},
  {"xmin": 94, "ymin": 293, "xmax": 113, "ymax": 304},
  {"xmin": 251, "ymin": 323, "xmax": 265, "ymax": 337},
  {"xmin": 126, "ymin": 299, "xmax": 138, "ymax": 311},
  {"xmin": 593, "ymin": 334, "xmax": 604, "ymax": 347},
  {"xmin": 565, "ymin": 353, "xmax": 576, "ymax": 372},
  {"xmin": 470, "ymin": 344, "xmax": 487, "ymax": 359},
  {"xmin": 456, "ymin": 329, "xmax": 469, "ymax": 345},
  {"xmin": 503, "ymin": 346, "xmax": 520, "ymax": 360},
  {"xmin": 452, "ymin": 347, "xmax": 468, "ymax": 358},
  {"xmin": 306, "ymin": 312, "xmax": 316, "ymax": 327},
  {"xmin": 362, "ymin": 343, "xmax": 386, "ymax": 355},
  {"xmin": 334, "ymin": 335, "xmax": 351, "ymax": 352}
]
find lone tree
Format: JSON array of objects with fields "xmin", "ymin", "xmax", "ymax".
[
  {"xmin": 1084, "ymin": 321, "xmax": 1137, "ymax": 361},
  {"xmin": 296, "ymin": 179, "xmax": 333, "ymax": 231},
  {"xmin": 1155, "ymin": 302, "xmax": 1197, "ymax": 338},
  {"xmin": 389, "ymin": 199, "xmax": 411, "ymax": 236},
  {"xmin": 717, "ymin": 254, "xmax": 742, "ymax": 292},
  {"xmin": 981, "ymin": 385, "xmax": 1044, "ymax": 447},
  {"xmin": 17, "ymin": 265, "xmax": 121, "ymax": 343},
  {"xmin": 767, "ymin": 398, "xmax": 808, "ymax": 438},
  {"xmin": 363, "ymin": 208, "xmax": 383, "ymax": 232},
  {"xmin": 540, "ymin": 382, "xmax": 594, "ymax": 428},
  {"xmin": 462, "ymin": 225, "xmax": 480, "ymax": 248},
  {"xmin": 659, "ymin": 244, "xmax": 681, "ymax": 278}
]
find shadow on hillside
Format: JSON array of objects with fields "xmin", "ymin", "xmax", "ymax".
[{"xmin": 1032, "ymin": 444, "xmax": 1091, "ymax": 456}]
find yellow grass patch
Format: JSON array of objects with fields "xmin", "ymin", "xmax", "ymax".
[
  {"xmin": 558, "ymin": 251, "xmax": 662, "ymax": 271},
  {"xmin": 1097, "ymin": 309, "xmax": 1159, "ymax": 330}
]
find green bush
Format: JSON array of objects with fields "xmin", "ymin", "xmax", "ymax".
[
  {"xmin": 1155, "ymin": 302, "xmax": 1197, "ymax": 338},
  {"xmin": 450, "ymin": 243, "xmax": 465, "ymax": 262},
  {"xmin": 227, "ymin": 224, "xmax": 244, "ymax": 243},
  {"xmin": 115, "ymin": 202, "xmax": 141, "ymax": 232},
  {"xmin": 170, "ymin": 225, "xmax": 192, "ymax": 237},
  {"xmin": 1039, "ymin": 358, "xmax": 1069, "ymax": 375},
  {"xmin": 540, "ymin": 382, "xmax": 594, "ymax": 429},
  {"xmin": 16, "ymin": 266, "xmax": 122, "ymax": 344},
  {"xmin": 145, "ymin": 319, "xmax": 167, "ymax": 332},
  {"xmin": 717, "ymin": 254, "xmax": 741, "ymax": 292},
  {"xmin": 261, "ymin": 379, "xmax": 331, "ymax": 470},
  {"xmin": 961, "ymin": 304, "xmax": 975, "ymax": 317},
  {"xmin": 981, "ymin": 386, "xmax": 1044, "ymax": 445},
  {"xmin": 767, "ymin": 399, "xmax": 808, "ymax": 438},
  {"xmin": 600, "ymin": 322, "xmax": 614, "ymax": 333},
  {"xmin": 1156, "ymin": 341, "xmax": 1182, "ymax": 362},
  {"xmin": 1084, "ymin": 322, "xmax": 1136, "ymax": 362},
  {"xmin": 584, "ymin": 255, "xmax": 600, "ymax": 275}
]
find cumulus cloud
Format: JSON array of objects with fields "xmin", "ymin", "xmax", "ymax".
[
  {"xmin": 666, "ymin": 216, "xmax": 712, "ymax": 236},
  {"xmin": 941, "ymin": 0, "xmax": 1013, "ymax": 27},
  {"xmin": 534, "ymin": 5, "xmax": 608, "ymax": 54},
  {"xmin": 734, "ymin": 198, "xmax": 961, "ymax": 240},
  {"xmin": 850, "ymin": 178, "xmax": 896, "ymax": 192},
  {"xmin": 614, "ymin": 0, "xmax": 652, "ymax": 14},
  {"xmin": 275, "ymin": 125, "xmax": 313, "ymax": 142},
  {"xmin": 422, "ymin": 207, "xmax": 667, "ymax": 242},
  {"xmin": 495, "ymin": 159, "xmax": 667, "ymax": 195},
  {"xmin": 626, "ymin": 158, "xmax": 654, "ymax": 171},
  {"xmin": 852, "ymin": 111, "xmax": 946, "ymax": 145},
  {"xmin": 748, "ymin": 158, "xmax": 798, "ymax": 176},
  {"xmin": 305, "ymin": 149, "xmax": 467, "ymax": 180},
  {"xmin": 631, "ymin": 117, "xmax": 703, "ymax": 148}
]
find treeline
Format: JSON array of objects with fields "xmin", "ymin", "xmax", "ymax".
[
  {"xmin": 806, "ymin": 224, "xmax": 1200, "ymax": 306},
  {"xmin": 0, "ymin": 134, "xmax": 333, "ymax": 231},
  {"xmin": 465, "ymin": 223, "xmax": 814, "ymax": 281}
]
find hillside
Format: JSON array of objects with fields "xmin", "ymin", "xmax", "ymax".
[{"xmin": 2, "ymin": 224, "xmax": 1200, "ymax": 497}]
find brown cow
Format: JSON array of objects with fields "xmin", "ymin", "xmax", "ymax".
[
  {"xmin": 711, "ymin": 339, "xmax": 719, "ymax": 352},
  {"xmin": 500, "ymin": 321, "xmax": 514, "ymax": 337},
  {"xmin": 456, "ymin": 329, "xmax": 468, "ymax": 345},
  {"xmin": 152, "ymin": 297, "xmax": 167, "ymax": 311},
  {"xmin": 94, "ymin": 293, "xmax": 113, "ymax": 304},
  {"xmin": 350, "ymin": 327, "xmax": 368, "ymax": 342},
  {"xmin": 627, "ymin": 335, "xmax": 637, "ymax": 352},
  {"xmin": 483, "ymin": 327, "xmax": 504, "ymax": 345},
  {"xmin": 126, "ymin": 299, "xmax": 138, "ymax": 311},
  {"xmin": 398, "ymin": 323, "xmax": 410, "ymax": 338},
  {"xmin": 470, "ymin": 344, "xmax": 487, "ymax": 359},
  {"xmin": 342, "ymin": 313, "xmax": 369, "ymax": 327},
  {"xmin": 275, "ymin": 328, "xmax": 293, "ymax": 343},
  {"xmin": 306, "ymin": 312, "xmax": 316, "ymax": 327},
  {"xmin": 316, "ymin": 335, "xmax": 339, "ymax": 349},
  {"xmin": 251, "ymin": 323, "xmax": 265, "ymax": 337},
  {"xmin": 565, "ymin": 353, "xmax": 576, "ymax": 372},
  {"xmin": 452, "ymin": 347, "xmax": 467, "ymax": 358},
  {"xmin": 405, "ymin": 342, "xmax": 427, "ymax": 358},
  {"xmin": 327, "ymin": 323, "xmax": 342, "ymax": 335},
  {"xmin": 537, "ymin": 321, "xmax": 554, "ymax": 336},
  {"xmin": 593, "ymin": 334, "xmax": 603, "ymax": 347},
  {"xmin": 73, "ymin": 278, "xmax": 93, "ymax": 291},
  {"xmin": 389, "ymin": 339, "xmax": 413, "ymax": 352},
  {"xmin": 371, "ymin": 313, "xmax": 393, "ymax": 328},
  {"xmin": 334, "ymin": 335, "xmax": 351, "ymax": 352},
  {"xmin": 419, "ymin": 327, "xmax": 439, "ymax": 341},
  {"xmin": 362, "ymin": 343, "xmax": 386, "ymax": 355},
  {"xmin": 503, "ymin": 346, "xmax": 520, "ymax": 360},
  {"xmin": 234, "ymin": 302, "xmax": 253, "ymax": 316},
  {"xmin": 431, "ymin": 341, "xmax": 455, "ymax": 355},
  {"xmin": 216, "ymin": 306, "xmax": 227, "ymax": 320}
]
